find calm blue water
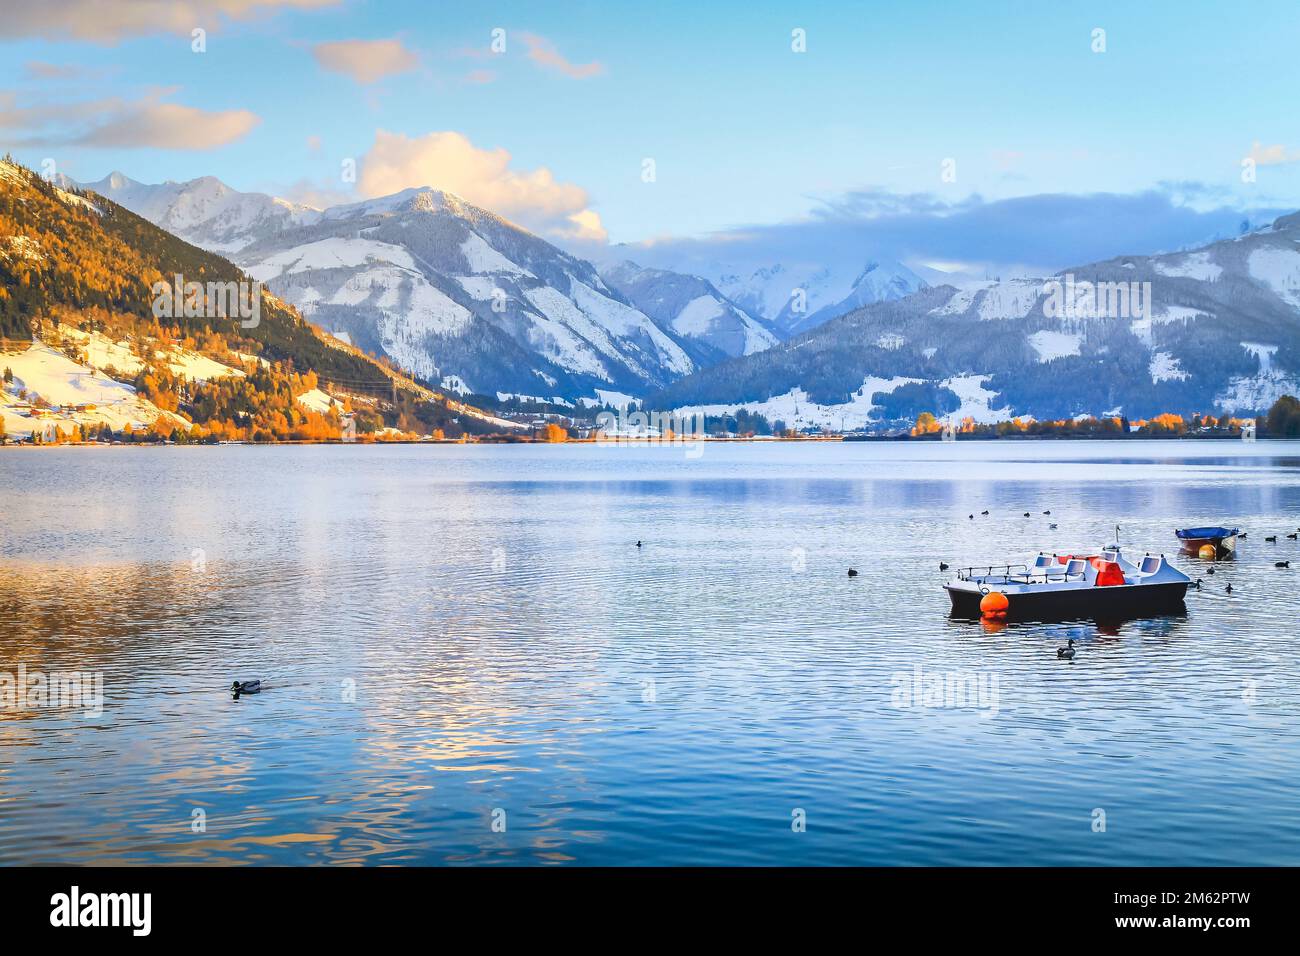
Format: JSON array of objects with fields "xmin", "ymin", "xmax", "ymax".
[{"xmin": 1, "ymin": 440, "xmax": 1298, "ymax": 865}]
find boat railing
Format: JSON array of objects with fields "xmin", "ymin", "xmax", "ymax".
[
  {"xmin": 956, "ymin": 563, "xmax": 1088, "ymax": 585},
  {"xmin": 955, "ymin": 563, "xmax": 1027, "ymax": 583}
]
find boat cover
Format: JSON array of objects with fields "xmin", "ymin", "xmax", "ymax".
[{"xmin": 1175, "ymin": 527, "xmax": 1238, "ymax": 539}]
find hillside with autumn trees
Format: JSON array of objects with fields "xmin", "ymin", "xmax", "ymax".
[{"xmin": 0, "ymin": 157, "xmax": 517, "ymax": 443}]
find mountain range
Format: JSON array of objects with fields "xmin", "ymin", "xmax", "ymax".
[
  {"xmin": 86, "ymin": 174, "xmax": 744, "ymax": 404},
  {"xmin": 598, "ymin": 244, "xmax": 930, "ymax": 337},
  {"xmin": 83, "ymin": 172, "xmax": 937, "ymax": 406},
  {"xmin": 51, "ymin": 169, "xmax": 1300, "ymax": 425},
  {"xmin": 647, "ymin": 212, "xmax": 1300, "ymax": 427}
]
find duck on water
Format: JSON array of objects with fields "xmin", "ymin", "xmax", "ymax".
[{"xmin": 945, "ymin": 543, "xmax": 1192, "ymax": 622}]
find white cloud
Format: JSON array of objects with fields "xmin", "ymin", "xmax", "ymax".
[
  {"xmin": 312, "ymin": 38, "xmax": 419, "ymax": 85},
  {"xmin": 0, "ymin": 0, "xmax": 338, "ymax": 42},
  {"xmin": 358, "ymin": 130, "xmax": 606, "ymax": 242},
  {"xmin": 1248, "ymin": 141, "xmax": 1300, "ymax": 167},
  {"xmin": 0, "ymin": 92, "xmax": 259, "ymax": 149},
  {"xmin": 518, "ymin": 33, "xmax": 606, "ymax": 79}
]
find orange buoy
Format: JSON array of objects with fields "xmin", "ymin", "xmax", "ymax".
[
  {"xmin": 1198, "ymin": 544, "xmax": 1216, "ymax": 559},
  {"xmin": 979, "ymin": 590, "xmax": 1010, "ymax": 618}
]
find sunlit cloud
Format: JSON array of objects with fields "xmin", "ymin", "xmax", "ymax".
[
  {"xmin": 0, "ymin": 91, "xmax": 259, "ymax": 150},
  {"xmin": 518, "ymin": 33, "xmax": 606, "ymax": 79},
  {"xmin": 312, "ymin": 38, "xmax": 420, "ymax": 85},
  {"xmin": 358, "ymin": 129, "xmax": 606, "ymax": 241},
  {"xmin": 1248, "ymin": 141, "xmax": 1300, "ymax": 167},
  {"xmin": 0, "ymin": 0, "xmax": 338, "ymax": 42}
]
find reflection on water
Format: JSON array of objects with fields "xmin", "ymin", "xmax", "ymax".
[{"xmin": 1, "ymin": 440, "xmax": 1299, "ymax": 865}]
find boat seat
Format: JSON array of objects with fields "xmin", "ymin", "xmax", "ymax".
[
  {"xmin": 1064, "ymin": 558, "xmax": 1087, "ymax": 578},
  {"xmin": 1094, "ymin": 560, "xmax": 1125, "ymax": 586},
  {"xmin": 1140, "ymin": 555, "xmax": 1163, "ymax": 574}
]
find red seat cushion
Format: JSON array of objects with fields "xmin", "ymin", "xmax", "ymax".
[{"xmin": 1094, "ymin": 560, "xmax": 1125, "ymax": 586}]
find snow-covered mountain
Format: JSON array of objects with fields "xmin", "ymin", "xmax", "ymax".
[
  {"xmin": 782, "ymin": 260, "xmax": 929, "ymax": 336},
  {"xmin": 602, "ymin": 249, "xmax": 928, "ymax": 336},
  {"xmin": 235, "ymin": 189, "xmax": 698, "ymax": 401},
  {"xmin": 83, "ymin": 175, "xmax": 711, "ymax": 402},
  {"xmin": 648, "ymin": 211, "xmax": 1300, "ymax": 429},
  {"xmin": 600, "ymin": 260, "xmax": 778, "ymax": 360},
  {"xmin": 83, "ymin": 172, "xmax": 320, "ymax": 254}
]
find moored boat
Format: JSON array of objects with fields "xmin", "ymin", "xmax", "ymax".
[
  {"xmin": 945, "ymin": 544, "xmax": 1192, "ymax": 622},
  {"xmin": 1175, "ymin": 526, "xmax": 1239, "ymax": 558}
]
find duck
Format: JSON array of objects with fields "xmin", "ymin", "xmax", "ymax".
[
  {"xmin": 231, "ymin": 680, "xmax": 261, "ymax": 695},
  {"xmin": 636, "ymin": 540, "xmax": 642, "ymax": 548},
  {"xmin": 1225, "ymin": 583, "xmax": 1234, "ymax": 594},
  {"xmin": 1277, "ymin": 561, "xmax": 1291, "ymax": 569},
  {"xmin": 1043, "ymin": 510, "xmax": 1051, "ymax": 515},
  {"xmin": 969, "ymin": 514, "xmax": 974, "ymax": 520},
  {"xmin": 1288, "ymin": 533, "xmax": 1298, "ymax": 541},
  {"xmin": 1265, "ymin": 535, "xmax": 1277, "ymax": 542},
  {"xmin": 847, "ymin": 568, "xmax": 858, "ymax": 577},
  {"xmin": 1057, "ymin": 638, "xmax": 1076, "ymax": 660},
  {"xmin": 1206, "ymin": 567, "xmax": 1216, "ymax": 575},
  {"xmin": 1023, "ymin": 512, "xmax": 1031, "ymax": 517},
  {"xmin": 1193, "ymin": 578, "xmax": 1203, "ymax": 590},
  {"xmin": 1049, "ymin": 523, "xmax": 1058, "ymax": 530},
  {"xmin": 939, "ymin": 562, "xmax": 950, "ymax": 571},
  {"xmin": 981, "ymin": 510, "xmax": 989, "ymax": 516}
]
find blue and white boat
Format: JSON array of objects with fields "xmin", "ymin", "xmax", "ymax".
[{"xmin": 1175, "ymin": 526, "xmax": 1239, "ymax": 557}]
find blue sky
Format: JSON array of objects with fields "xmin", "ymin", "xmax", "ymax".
[{"xmin": 2, "ymin": 0, "xmax": 1298, "ymax": 270}]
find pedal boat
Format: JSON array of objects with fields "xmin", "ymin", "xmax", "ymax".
[
  {"xmin": 1175, "ymin": 526, "xmax": 1239, "ymax": 558},
  {"xmin": 945, "ymin": 545, "xmax": 1192, "ymax": 621}
]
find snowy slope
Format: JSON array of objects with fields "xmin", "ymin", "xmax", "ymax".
[{"xmin": 601, "ymin": 260, "xmax": 778, "ymax": 360}]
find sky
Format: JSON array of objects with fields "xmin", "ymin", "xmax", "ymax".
[{"xmin": 2, "ymin": 0, "xmax": 1299, "ymax": 276}]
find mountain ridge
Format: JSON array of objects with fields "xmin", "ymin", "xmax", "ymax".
[
  {"xmin": 85, "ymin": 172, "xmax": 754, "ymax": 404},
  {"xmin": 646, "ymin": 211, "xmax": 1300, "ymax": 428}
]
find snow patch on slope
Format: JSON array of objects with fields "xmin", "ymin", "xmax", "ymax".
[
  {"xmin": 1247, "ymin": 246, "xmax": 1300, "ymax": 309},
  {"xmin": 978, "ymin": 279, "xmax": 1042, "ymax": 320},
  {"xmin": 1028, "ymin": 329, "xmax": 1082, "ymax": 362},
  {"xmin": 1154, "ymin": 251, "xmax": 1222, "ymax": 281},
  {"xmin": 460, "ymin": 232, "xmax": 532, "ymax": 276},
  {"xmin": 672, "ymin": 295, "xmax": 725, "ymax": 337},
  {"xmin": 939, "ymin": 374, "xmax": 1014, "ymax": 423},
  {"xmin": 248, "ymin": 238, "xmax": 416, "ymax": 281},
  {"xmin": 1149, "ymin": 351, "xmax": 1189, "ymax": 383}
]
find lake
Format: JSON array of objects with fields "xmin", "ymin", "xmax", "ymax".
[{"xmin": 1, "ymin": 439, "xmax": 1298, "ymax": 865}]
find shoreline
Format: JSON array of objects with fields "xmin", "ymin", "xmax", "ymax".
[{"xmin": 2, "ymin": 434, "xmax": 1291, "ymax": 448}]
